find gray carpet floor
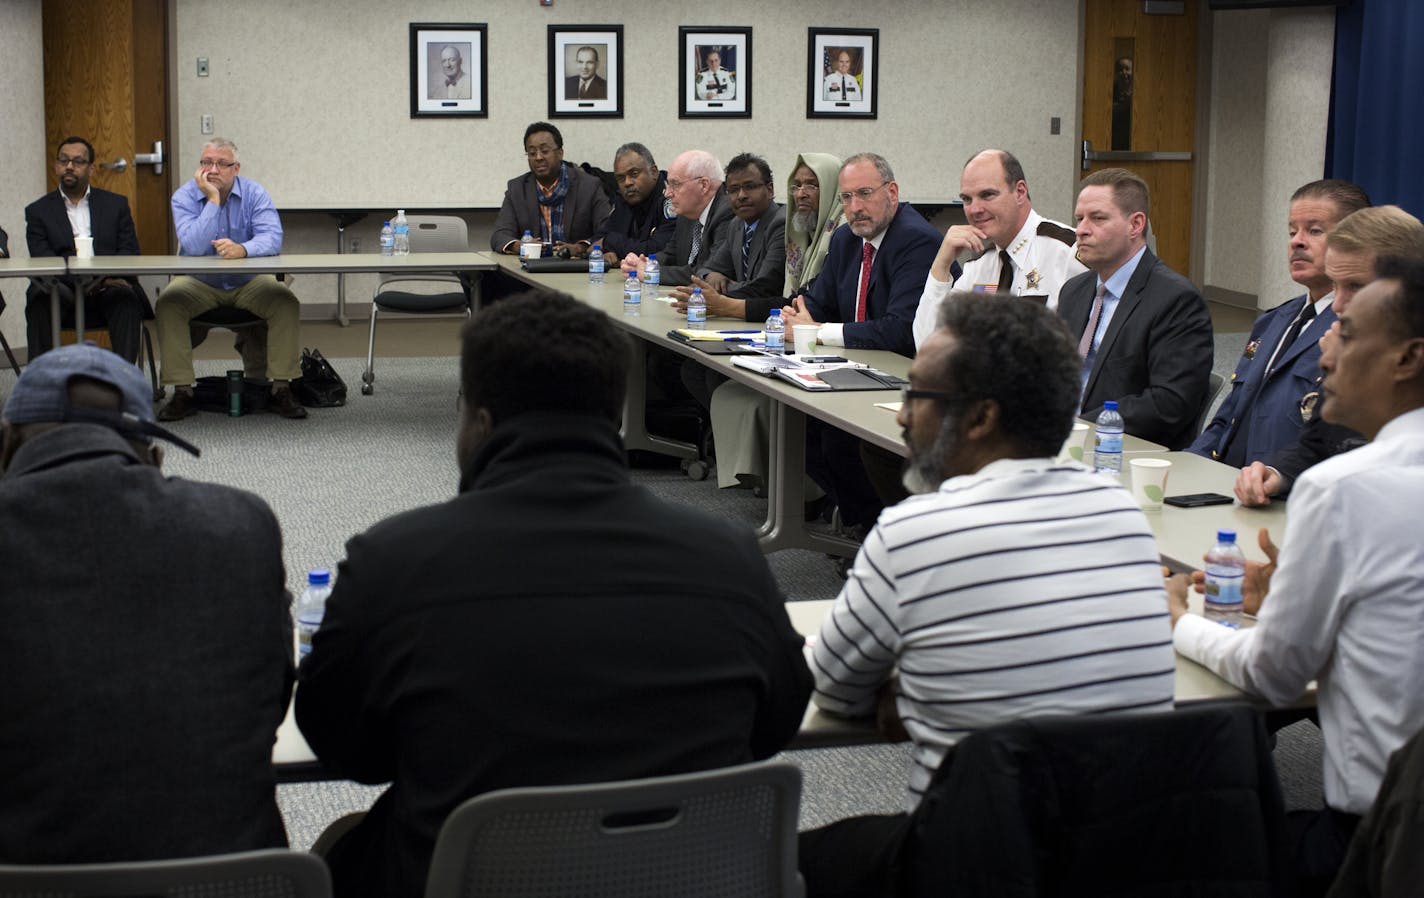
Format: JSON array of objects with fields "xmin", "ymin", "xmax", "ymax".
[{"xmin": 97, "ymin": 343, "xmax": 1324, "ymax": 850}]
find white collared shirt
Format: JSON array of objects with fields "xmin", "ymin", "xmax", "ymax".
[
  {"xmin": 914, "ymin": 209, "xmax": 1086, "ymax": 348},
  {"xmin": 62, "ymin": 187, "xmax": 92, "ymax": 240},
  {"xmin": 1174, "ymin": 406, "xmax": 1424, "ymax": 814}
]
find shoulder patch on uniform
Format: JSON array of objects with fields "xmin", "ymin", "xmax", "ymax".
[
  {"xmin": 664, "ymin": 199, "xmax": 675, "ymax": 219},
  {"xmin": 1037, "ymin": 220, "xmax": 1076, "ymax": 246}
]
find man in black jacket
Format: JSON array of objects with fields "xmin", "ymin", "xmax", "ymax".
[
  {"xmin": 24, "ymin": 136, "xmax": 146, "ymax": 362},
  {"xmin": 297, "ymin": 290, "xmax": 812, "ymax": 898},
  {"xmin": 596, "ymin": 142, "xmax": 676, "ymax": 263}
]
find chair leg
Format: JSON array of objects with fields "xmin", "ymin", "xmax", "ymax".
[
  {"xmin": 361, "ymin": 305, "xmax": 378, "ymax": 395},
  {"xmin": 141, "ymin": 322, "xmax": 164, "ymax": 400},
  {"xmin": 0, "ymin": 329, "xmax": 21, "ymax": 378}
]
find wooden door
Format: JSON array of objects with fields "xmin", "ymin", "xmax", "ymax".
[
  {"xmin": 1081, "ymin": 0, "xmax": 1198, "ymax": 277},
  {"xmin": 42, "ymin": 0, "xmax": 171, "ymax": 255}
]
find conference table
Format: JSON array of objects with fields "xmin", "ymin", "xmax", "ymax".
[{"xmin": 7, "ymin": 252, "xmax": 501, "ymax": 350}]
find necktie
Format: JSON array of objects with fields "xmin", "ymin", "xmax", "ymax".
[
  {"xmin": 689, "ymin": 221, "xmax": 703, "ymax": 265},
  {"xmin": 1268, "ymin": 301, "xmax": 1318, "ymax": 376},
  {"xmin": 578, "ymin": 80, "xmax": 587, "ymax": 98},
  {"xmin": 996, "ymin": 249, "xmax": 1014, "ymax": 294},
  {"xmin": 841, "ymin": 75, "xmax": 847, "ymax": 95},
  {"xmin": 855, "ymin": 242, "xmax": 875, "ymax": 323},
  {"xmin": 742, "ymin": 223, "xmax": 756, "ymax": 276},
  {"xmin": 1078, "ymin": 283, "xmax": 1106, "ymax": 359}
]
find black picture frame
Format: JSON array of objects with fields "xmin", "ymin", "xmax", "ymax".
[
  {"xmin": 679, "ymin": 26, "xmax": 751, "ymax": 119},
  {"xmin": 807, "ymin": 28, "xmax": 878, "ymax": 119},
  {"xmin": 410, "ymin": 22, "xmax": 488, "ymax": 118},
  {"xmin": 548, "ymin": 25, "xmax": 624, "ymax": 118}
]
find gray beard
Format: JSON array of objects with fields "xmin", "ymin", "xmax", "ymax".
[
  {"xmin": 901, "ymin": 410, "xmax": 959, "ymax": 495},
  {"xmin": 792, "ymin": 209, "xmax": 818, "ymax": 233}
]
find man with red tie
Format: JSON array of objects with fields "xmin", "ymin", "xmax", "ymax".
[{"xmin": 781, "ymin": 153, "xmax": 939, "ymax": 535}]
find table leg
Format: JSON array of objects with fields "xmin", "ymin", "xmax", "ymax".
[
  {"xmin": 335, "ymin": 222, "xmax": 349, "ymax": 327},
  {"xmin": 620, "ymin": 339, "xmax": 697, "ymax": 459},
  {"xmin": 50, "ymin": 281, "xmax": 63, "ymax": 349},
  {"xmin": 757, "ymin": 401, "xmax": 859, "ymax": 558}
]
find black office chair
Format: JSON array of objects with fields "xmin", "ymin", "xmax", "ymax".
[
  {"xmin": 0, "ymin": 849, "xmax": 331, "ymax": 898},
  {"xmin": 0, "ymin": 294, "xmax": 21, "ymax": 379}
]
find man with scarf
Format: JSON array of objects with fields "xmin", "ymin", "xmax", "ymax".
[
  {"xmin": 676, "ymin": 153, "xmax": 845, "ymax": 491},
  {"xmin": 490, "ymin": 122, "xmax": 610, "ymax": 258}
]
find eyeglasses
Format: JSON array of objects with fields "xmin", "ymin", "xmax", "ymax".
[
  {"xmin": 56, "ymin": 157, "xmax": 91, "ymax": 168},
  {"xmin": 838, "ymin": 182, "xmax": 890, "ymax": 204},
  {"xmin": 790, "ymin": 182, "xmax": 820, "ymax": 195},
  {"xmin": 901, "ymin": 387, "xmax": 957, "ymax": 404},
  {"xmin": 725, "ymin": 181, "xmax": 770, "ymax": 196},
  {"xmin": 666, "ymin": 176, "xmax": 706, "ymax": 192},
  {"xmin": 525, "ymin": 147, "xmax": 560, "ymax": 159},
  {"xmin": 199, "ymin": 159, "xmax": 237, "ymax": 170}
]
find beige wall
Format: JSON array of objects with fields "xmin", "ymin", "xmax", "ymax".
[
  {"xmin": 1202, "ymin": 6, "xmax": 1335, "ymax": 310},
  {"xmin": 0, "ymin": 0, "xmax": 49, "ymax": 354}
]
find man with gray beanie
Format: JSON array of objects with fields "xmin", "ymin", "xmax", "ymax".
[{"xmin": 0, "ymin": 343, "xmax": 292, "ymax": 863}]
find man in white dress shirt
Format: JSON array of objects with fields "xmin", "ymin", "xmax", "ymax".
[
  {"xmin": 821, "ymin": 50, "xmax": 863, "ymax": 102},
  {"xmin": 694, "ymin": 49, "xmax": 736, "ymax": 100},
  {"xmin": 914, "ymin": 148, "xmax": 1085, "ymax": 348},
  {"xmin": 1170, "ymin": 253, "xmax": 1424, "ymax": 898}
]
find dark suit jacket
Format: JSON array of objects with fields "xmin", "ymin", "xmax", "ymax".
[
  {"xmin": 799, "ymin": 203, "xmax": 940, "ymax": 358},
  {"xmin": 1059, "ymin": 248, "xmax": 1213, "ymax": 449},
  {"xmin": 699, "ymin": 202, "xmax": 787, "ymax": 300},
  {"xmin": 0, "ymin": 425, "xmax": 291, "ymax": 863},
  {"xmin": 564, "ymin": 73, "xmax": 607, "ymax": 99},
  {"xmin": 596, "ymin": 171, "xmax": 677, "ymax": 259},
  {"xmin": 23, "ymin": 187, "xmax": 141, "ymax": 303},
  {"xmin": 1190, "ymin": 294, "xmax": 1335, "ymax": 467},
  {"xmin": 659, "ymin": 190, "xmax": 734, "ymax": 287},
  {"xmin": 297, "ymin": 413, "xmax": 812, "ymax": 898},
  {"xmin": 489, "ymin": 164, "xmax": 612, "ymax": 252}
]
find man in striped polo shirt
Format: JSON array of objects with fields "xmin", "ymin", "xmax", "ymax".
[{"xmin": 800, "ymin": 292, "xmax": 1175, "ymax": 897}]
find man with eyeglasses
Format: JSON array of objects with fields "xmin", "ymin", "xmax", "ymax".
[
  {"xmin": 594, "ymin": 142, "xmax": 676, "ymax": 265},
  {"xmin": 913, "ymin": 149, "xmax": 1085, "ymax": 349},
  {"xmin": 799, "ymin": 293, "xmax": 1173, "ymax": 897},
  {"xmin": 779, "ymin": 152, "xmax": 939, "ymax": 536},
  {"xmin": 620, "ymin": 149, "xmax": 733, "ymax": 287},
  {"xmin": 153, "ymin": 137, "xmax": 308, "ymax": 421},
  {"xmin": 23, "ymin": 136, "xmax": 146, "ymax": 363},
  {"xmin": 490, "ymin": 122, "xmax": 611, "ymax": 259}
]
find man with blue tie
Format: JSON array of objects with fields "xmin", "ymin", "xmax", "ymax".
[
  {"xmin": 1058, "ymin": 168, "xmax": 1213, "ymax": 450},
  {"xmin": 1191, "ymin": 180, "xmax": 1370, "ymax": 467}
]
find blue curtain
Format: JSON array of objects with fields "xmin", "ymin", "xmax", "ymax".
[{"xmin": 1327, "ymin": 0, "xmax": 1424, "ymax": 217}]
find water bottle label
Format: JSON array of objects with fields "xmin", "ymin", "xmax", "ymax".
[
  {"xmin": 766, "ymin": 333, "xmax": 784, "ymax": 350},
  {"xmin": 1204, "ymin": 572, "xmax": 1244, "ymax": 607},
  {"xmin": 688, "ymin": 308, "xmax": 706, "ymax": 324},
  {"xmin": 646, "ymin": 271, "xmax": 660, "ymax": 286},
  {"xmin": 1095, "ymin": 432, "xmax": 1123, "ymax": 453},
  {"xmin": 590, "ymin": 259, "xmax": 604, "ymax": 273}
]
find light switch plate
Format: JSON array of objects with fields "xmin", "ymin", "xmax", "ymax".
[
  {"xmin": 197, "ymin": 57, "xmax": 209, "ymax": 77},
  {"xmin": 201, "ymin": 114, "xmax": 214, "ymax": 135}
]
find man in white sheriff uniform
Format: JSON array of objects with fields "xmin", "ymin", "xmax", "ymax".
[
  {"xmin": 694, "ymin": 50, "xmax": 736, "ymax": 100},
  {"xmin": 822, "ymin": 50, "xmax": 863, "ymax": 102},
  {"xmin": 913, "ymin": 148, "xmax": 1086, "ymax": 348}
]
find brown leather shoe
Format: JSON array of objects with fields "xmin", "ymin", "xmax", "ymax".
[
  {"xmin": 268, "ymin": 386, "xmax": 308, "ymax": 419},
  {"xmin": 157, "ymin": 389, "xmax": 197, "ymax": 422}
]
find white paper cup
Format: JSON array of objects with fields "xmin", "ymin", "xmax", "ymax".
[
  {"xmin": 1129, "ymin": 457, "xmax": 1173, "ymax": 510},
  {"xmin": 74, "ymin": 237, "xmax": 94, "ymax": 259},
  {"xmin": 793, "ymin": 324, "xmax": 818, "ymax": 355},
  {"xmin": 1057, "ymin": 421, "xmax": 1091, "ymax": 463}
]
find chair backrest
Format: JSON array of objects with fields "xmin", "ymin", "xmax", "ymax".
[
  {"xmin": 424, "ymin": 761, "xmax": 804, "ymax": 898},
  {"xmin": 1196, "ymin": 370, "xmax": 1228, "ymax": 436},
  {"xmin": 406, "ymin": 216, "xmax": 470, "ymax": 254},
  {"xmin": 0, "ymin": 849, "xmax": 331, "ymax": 898}
]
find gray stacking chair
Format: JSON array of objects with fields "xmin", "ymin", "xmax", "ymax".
[
  {"xmin": 362, "ymin": 215, "xmax": 475, "ymax": 395},
  {"xmin": 424, "ymin": 760, "xmax": 804, "ymax": 898},
  {"xmin": 0, "ymin": 849, "xmax": 331, "ymax": 898}
]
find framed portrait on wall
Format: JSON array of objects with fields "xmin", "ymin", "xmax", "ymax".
[
  {"xmin": 807, "ymin": 28, "xmax": 878, "ymax": 119},
  {"xmin": 679, "ymin": 26, "xmax": 751, "ymax": 118},
  {"xmin": 410, "ymin": 23, "xmax": 488, "ymax": 117},
  {"xmin": 548, "ymin": 25, "xmax": 624, "ymax": 117}
]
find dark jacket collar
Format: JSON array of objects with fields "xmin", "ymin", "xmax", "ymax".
[
  {"xmin": 459, "ymin": 410, "xmax": 628, "ymax": 494},
  {"xmin": 3, "ymin": 423, "xmax": 144, "ymax": 480}
]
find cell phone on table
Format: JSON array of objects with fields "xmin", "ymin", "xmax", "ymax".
[
  {"xmin": 799, "ymin": 356, "xmax": 847, "ymax": 363},
  {"xmin": 1163, "ymin": 492, "xmax": 1235, "ymax": 508}
]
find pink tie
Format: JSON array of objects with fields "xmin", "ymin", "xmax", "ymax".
[
  {"xmin": 855, "ymin": 242, "xmax": 874, "ymax": 322},
  {"xmin": 1078, "ymin": 283, "xmax": 1106, "ymax": 358}
]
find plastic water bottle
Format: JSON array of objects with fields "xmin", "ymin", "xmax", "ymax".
[
  {"xmin": 519, "ymin": 229, "xmax": 540, "ymax": 260},
  {"xmin": 687, "ymin": 286, "xmax": 707, "ymax": 329},
  {"xmin": 623, "ymin": 273, "xmax": 641, "ymax": 314},
  {"xmin": 379, "ymin": 221, "xmax": 394, "ymax": 256},
  {"xmin": 392, "ymin": 210, "xmax": 410, "ymax": 256},
  {"xmin": 295, "ymin": 568, "xmax": 333, "ymax": 660},
  {"xmin": 764, "ymin": 308, "xmax": 785, "ymax": 352},
  {"xmin": 1204, "ymin": 530, "xmax": 1247, "ymax": 626},
  {"xmin": 1093, "ymin": 400, "xmax": 1124, "ymax": 475},
  {"xmin": 642, "ymin": 253, "xmax": 660, "ymax": 302},
  {"xmin": 589, "ymin": 244, "xmax": 605, "ymax": 285}
]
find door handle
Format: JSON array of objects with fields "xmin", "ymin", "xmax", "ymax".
[
  {"xmin": 134, "ymin": 140, "xmax": 164, "ymax": 175},
  {"xmin": 100, "ymin": 157, "xmax": 128, "ymax": 173},
  {"xmin": 1081, "ymin": 139, "xmax": 1191, "ymax": 171}
]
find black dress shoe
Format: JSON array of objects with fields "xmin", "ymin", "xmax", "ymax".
[
  {"xmin": 268, "ymin": 387, "xmax": 309, "ymax": 419},
  {"xmin": 157, "ymin": 389, "xmax": 197, "ymax": 422}
]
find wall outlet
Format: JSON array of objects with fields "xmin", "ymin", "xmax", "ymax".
[
  {"xmin": 1050, "ymin": 116, "xmax": 1061, "ymax": 135},
  {"xmin": 349, "ymin": 238, "xmax": 361, "ymax": 254},
  {"xmin": 197, "ymin": 57, "xmax": 209, "ymax": 77},
  {"xmin": 201, "ymin": 113, "xmax": 214, "ymax": 135}
]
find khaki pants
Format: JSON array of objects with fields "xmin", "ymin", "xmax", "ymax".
[{"xmin": 155, "ymin": 274, "xmax": 301, "ymax": 385}]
